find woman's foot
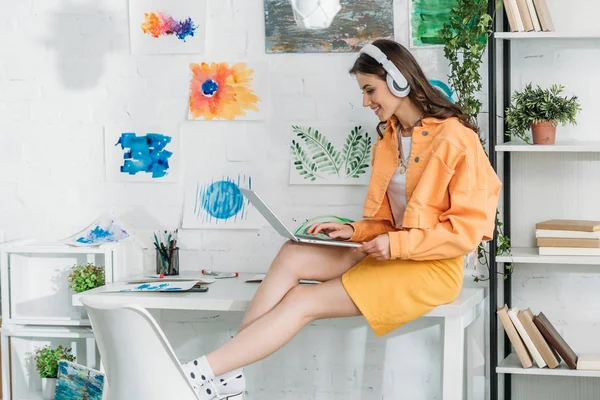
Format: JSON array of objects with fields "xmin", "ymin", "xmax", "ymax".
[{"xmin": 182, "ymin": 356, "xmax": 245, "ymax": 399}]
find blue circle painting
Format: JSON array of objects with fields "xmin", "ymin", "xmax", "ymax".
[
  {"xmin": 201, "ymin": 180, "xmax": 244, "ymax": 219},
  {"xmin": 201, "ymin": 79, "xmax": 219, "ymax": 97}
]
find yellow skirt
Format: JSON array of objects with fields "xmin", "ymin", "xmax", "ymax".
[{"xmin": 342, "ymin": 255, "xmax": 464, "ymax": 337}]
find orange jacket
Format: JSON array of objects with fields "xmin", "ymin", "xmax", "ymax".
[{"xmin": 350, "ymin": 116, "xmax": 502, "ymax": 261}]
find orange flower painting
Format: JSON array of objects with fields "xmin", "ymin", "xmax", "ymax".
[{"xmin": 188, "ymin": 62, "xmax": 261, "ymax": 120}]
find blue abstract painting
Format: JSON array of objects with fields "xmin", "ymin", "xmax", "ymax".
[
  {"xmin": 116, "ymin": 132, "xmax": 172, "ymax": 178},
  {"xmin": 62, "ymin": 214, "xmax": 129, "ymax": 247},
  {"xmin": 55, "ymin": 360, "xmax": 104, "ymax": 400},
  {"xmin": 183, "ymin": 174, "xmax": 263, "ymax": 229},
  {"xmin": 118, "ymin": 281, "xmax": 198, "ymax": 292},
  {"xmin": 105, "ymin": 127, "xmax": 180, "ymax": 183}
]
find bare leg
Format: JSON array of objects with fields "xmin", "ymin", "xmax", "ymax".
[
  {"xmin": 238, "ymin": 241, "xmax": 366, "ymax": 331},
  {"xmin": 208, "ymin": 277, "xmax": 360, "ymax": 376}
]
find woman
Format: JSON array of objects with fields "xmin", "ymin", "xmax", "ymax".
[{"xmin": 183, "ymin": 39, "xmax": 501, "ymax": 399}]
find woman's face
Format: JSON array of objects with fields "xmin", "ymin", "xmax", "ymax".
[{"xmin": 356, "ymin": 72, "xmax": 403, "ymax": 122}]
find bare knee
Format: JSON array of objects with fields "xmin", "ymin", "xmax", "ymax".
[
  {"xmin": 279, "ymin": 285, "xmax": 318, "ymax": 323},
  {"xmin": 269, "ymin": 240, "xmax": 306, "ymax": 275}
]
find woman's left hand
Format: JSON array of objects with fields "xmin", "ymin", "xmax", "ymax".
[{"xmin": 355, "ymin": 234, "xmax": 391, "ymax": 260}]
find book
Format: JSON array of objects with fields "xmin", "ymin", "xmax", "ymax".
[
  {"xmin": 537, "ymin": 237, "xmax": 600, "ymax": 248},
  {"xmin": 577, "ymin": 354, "xmax": 600, "ymax": 370},
  {"xmin": 536, "ymin": 229, "xmax": 600, "ymax": 239},
  {"xmin": 536, "ymin": 219, "xmax": 600, "ymax": 232},
  {"xmin": 532, "ymin": 0, "xmax": 555, "ymax": 31},
  {"xmin": 503, "ymin": 0, "xmax": 521, "ymax": 32},
  {"xmin": 525, "ymin": 0, "xmax": 541, "ymax": 31},
  {"xmin": 509, "ymin": 307, "xmax": 546, "ymax": 368},
  {"xmin": 508, "ymin": 0, "xmax": 525, "ymax": 31},
  {"xmin": 497, "ymin": 305, "xmax": 533, "ymax": 368},
  {"xmin": 515, "ymin": 0, "xmax": 534, "ymax": 31},
  {"xmin": 518, "ymin": 309, "xmax": 560, "ymax": 368},
  {"xmin": 539, "ymin": 247, "xmax": 600, "ymax": 256},
  {"xmin": 533, "ymin": 312, "xmax": 578, "ymax": 369},
  {"xmin": 245, "ymin": 273, "xmax": 320, "ymax": 285}
]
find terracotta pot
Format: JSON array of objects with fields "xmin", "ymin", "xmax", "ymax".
[{"xmin": 530, "ymin": 120, "xmax": 556, "ymax": 145}]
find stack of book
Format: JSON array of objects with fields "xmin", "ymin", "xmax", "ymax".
[
  {"xmin": 498, "ymin": 305, "xmax": 599, "ymax": 370},
  {"xmin": 503, "ymin": 0, "xmax": 555, "ymax": 32},
  {"xmin": 536, "ymin": 219, "xmax": 600, "ymax": 256}
]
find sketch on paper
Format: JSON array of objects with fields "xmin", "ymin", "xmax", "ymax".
[
  {"xmin": 264, "ymin": 0, "xmax": 394, "ymax": 53},
  {"xmin": 61, "ymin": 214, "xmax": 130, "ymax": 247},
  {"xmin": 188, "ymin": 62, "xmax": 267, "ymax": 121},
  {"xmin": 429, "ymin": 79, "xmax": 455, "ymax": 102},
  {"xmin": 55, "ymin": 360, "xmax": 104, "ymax": 400},
  {"xmin": 290, "ymin": 124, "xmax": 373, "ymax": 185},
  {"xmin": 129, "ymin": 0, "xmax": 206, "ymax": 54},
  {"xmin": 104, "ymin": 127, "xmax": 180, "ymax": 183},
  {"xmin": 409, "ymin": 0, "xmax": 457, "ymax": 47},
  {"xmin": 183, "ymin": 174, "xmax": 263, "ymax": 229}
]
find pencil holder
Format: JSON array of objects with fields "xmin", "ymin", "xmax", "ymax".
[{"xmin": 156, "ymin": 247, "xmax": 179, "ymax": 276}]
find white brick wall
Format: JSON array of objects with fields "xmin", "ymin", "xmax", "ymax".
[{"xmin": 0, "ymin": 0, "xmax": 507, "ymax": 398}]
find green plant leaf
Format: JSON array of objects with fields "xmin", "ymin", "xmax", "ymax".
[
  {"xmin": 292, "ymin": 125, "xmax": 342, "ymax": 176},
  {"xmin": 342, "ymin": 126, "xmax": 372, "ymax": 179},
  {"xmin": 290, "ymin": 139, "xmax": 321, "ymax": 181}
]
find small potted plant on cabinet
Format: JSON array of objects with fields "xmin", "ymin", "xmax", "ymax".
[
  {"xmin": 67, "ymin": 263, "xmax": 105, "ymax": 294},
  {"xmin": 35, "ymin": 345, "xmax": 75, "ymax": 399},
  {"xmin": 505, "ymin": 83, "xmax": 582, "ymax": 144}
]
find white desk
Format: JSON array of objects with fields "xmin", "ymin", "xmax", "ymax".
[{"xmin": 73, "ymin": 273, "xmax": 485, "ymax": 400}]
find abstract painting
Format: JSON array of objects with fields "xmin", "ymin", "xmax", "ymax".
[
  {"xmin": 188, "ymin": 61, "xmax": 268, "ymax": 121},
  {"xmin": 183, "ymin": 173, "xmax": 263, "ymax": 229},
  {"xmin": 55, "ymin": 360, "xmax": 104, "ymax": 400},
  {"xmin": 104, "ymin": 126, "xmax": 181, "ymax": 183},
  {"xmin": 429, "ymin": 79, "xmax": 455, "ymax": 102},
  {"xmin": 61, "ymin": 214, "xmax": 130, "ymax": 247},
  {"xmin": 129, "ymin": 0, "xmax": 206, "ymax": 54},
  {"xmin": 409, "ymin": 0, "xmax": 457, "ymax": 47},
  {"xmin": 289, "ymin": 123, "xmax": 374, "ymax": 185},
  {"xmin": 264, "ymin": 0, "xmax": 394, "ymax": 53}
]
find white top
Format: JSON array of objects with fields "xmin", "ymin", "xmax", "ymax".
[{"xmin": 387, "ymin": 135, "xmax": 412, "ymax": 228}]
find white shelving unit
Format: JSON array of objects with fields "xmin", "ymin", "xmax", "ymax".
[
  {"xmin": 0, "ymin": 240, "xmax": 124, "ymax": 400},
  {"xmin": 497, "ymin": 247, "xmax": 600, "ymax": 265},
  {"xmin": 498, "ymin": 354, "xmax": 600, "ymax": 378},
  {"xmin": 495, "ymin": 32, "xmax": 600, "ymax": 40},
  {"xmin": 496, "ymin": 140, "xmax": 600, "ymax": 152}
]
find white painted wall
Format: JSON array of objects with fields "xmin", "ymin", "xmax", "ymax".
[{"xmin": 7, "ymin": 0, "xmax": 598, "ymax": 398}]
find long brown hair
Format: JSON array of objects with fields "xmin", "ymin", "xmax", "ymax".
[{"xmin": 349, "ymin": 39, "xmax": 477, "ymax": 138}]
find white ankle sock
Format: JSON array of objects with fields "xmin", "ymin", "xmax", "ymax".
[{"xmin": 183, "ymin": 355, "xmax": 215, "ymax": 388}]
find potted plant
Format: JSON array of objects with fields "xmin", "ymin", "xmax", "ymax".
[
  {"xmin": 35, "ymin": 345, "xmax": 75, "ymax": 399},
  {"xmin": 506, "ymin": 83, "xmax": 582, "ymax": 145},
  {"xmin": 67, "ymin": 263, "xmax": 105, "ymax": 293}
]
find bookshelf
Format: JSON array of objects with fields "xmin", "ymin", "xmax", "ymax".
[
  {"xmin": 495, "ymin": 32, "xmax": 600, "ymax": 40},
  {"xmin": 488, "ymin": 1, "xmax": 600, "ymax": 399}
]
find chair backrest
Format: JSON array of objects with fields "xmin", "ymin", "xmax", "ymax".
[{"xmin": 80, "ymin": 296, "xmax": 199, "ymax": 400}]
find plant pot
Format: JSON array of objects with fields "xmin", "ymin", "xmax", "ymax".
[
  {"xmin": 531, "ymin": 120, "xmax": 556, "ymax": 144},
  {"xmin": 42, "ymin": 377, "xmax": 57, "ymax": 400}
]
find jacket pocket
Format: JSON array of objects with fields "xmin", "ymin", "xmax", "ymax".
[{"xmin": 410, "ymin": 154, "xmax": 455, "ymax": 207}]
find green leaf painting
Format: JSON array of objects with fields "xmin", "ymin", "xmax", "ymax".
[
  {"xmin": 410, "ymin": 0, "xmax": 458, "ymax": 47},
  {"xmin": 290, "ymin": 124, "xmax": 372, "ymax": 185},
  {"xmin": 294, "ymin": 215, "xmax": 355, "ymax": 240}
]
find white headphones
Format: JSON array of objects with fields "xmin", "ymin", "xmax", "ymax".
[{"xmin": 359, "ymin": 44, "xmax": 411, "ymax": 98}]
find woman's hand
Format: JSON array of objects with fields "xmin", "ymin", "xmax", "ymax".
[
  {"xmin": 306, "ymin": 222, "xmax": 354, "ymax": 240},
  {"xmin": 356, "ymin": 234, "xmax": 391, "ymax": 260}
]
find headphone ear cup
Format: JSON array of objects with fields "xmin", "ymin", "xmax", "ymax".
[{"xmin": 386, "ymin": 73, "xmax": 403, "ymax": 97}]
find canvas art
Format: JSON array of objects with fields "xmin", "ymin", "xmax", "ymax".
[
  {"xmin": 129, "ymin": 0, "xmax": 207, "ymax": 54},
  {"xmin": 289, "ymin": 124, "xmax": 374, "ymax": 185},
  {"xmin": 104, "ymin": 126, "xmax": 181, "ymax": 183},
  {"xmin": 409, "ymin": 0, "xmax": 457, "ymax": 47},
  {"xmin": 55, "ymin": 360, "xmax": 104, "ymax": 400},
  {"xmin": 182, "ymin": 173, "xmax": 263, "ymax": 229},
  {"xmin": 188, "ymin": 61, "xmax": 268, "ymax": 121},
  {"xmin": 61, "ymin": 214, "xmax": 130, "ymax": 247},
  {"xmin": 264, "ymin": 0, "xmax": 394, "ymax": 53}
]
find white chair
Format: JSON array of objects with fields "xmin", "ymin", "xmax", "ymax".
[{"xmin": 80, "ymin": 296, "xmax": 199, "ymax": 400}]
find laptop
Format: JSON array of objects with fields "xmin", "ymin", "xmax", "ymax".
[{"xmin": 239, "ymin": 188, "xmax": 362, "ymax": 248}]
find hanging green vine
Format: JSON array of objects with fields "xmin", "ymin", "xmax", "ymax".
[{"xmin": 440, "ymin": 0, "xmax": 512, "ymax": 282}]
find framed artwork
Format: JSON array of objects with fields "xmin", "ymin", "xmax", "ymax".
[
  {"xmin": 264, "ymin": 0, "xmax": 394, "ymax": 53},
  {"xmin": 129, "ymin": 0, "xmax": 207, "ymax": 54},
  {"xmin": 409, "ymin": 0, "xmax": 457, "ymax": 47}
]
